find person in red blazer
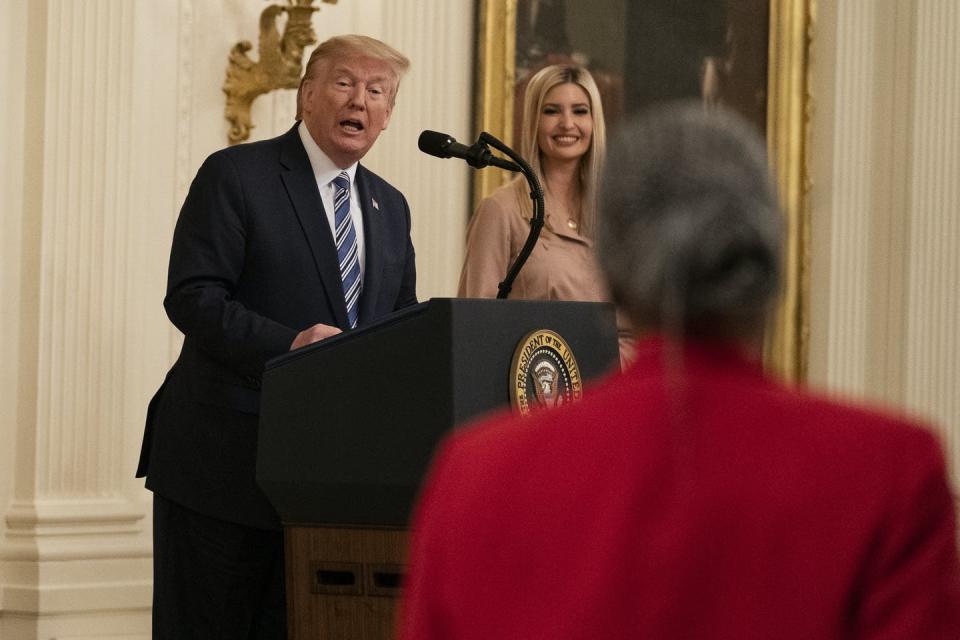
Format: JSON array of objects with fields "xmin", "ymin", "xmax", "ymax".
[{"xmin": 398, "ymin": 104, "xmax": 960, "ymax": 639}]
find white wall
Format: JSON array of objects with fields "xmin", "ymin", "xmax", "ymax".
[
  {"xmin": 808, "ymin": 0, "xmax": 960, "ymax": 494},
  {"xmin": 0, "ymin": 1, "xmax": 473, "ymax": 637}
]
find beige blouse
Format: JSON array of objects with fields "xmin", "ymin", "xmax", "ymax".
[{"xmin": 457, "ymin": 177, "xmax": 635, "ymax": 368}]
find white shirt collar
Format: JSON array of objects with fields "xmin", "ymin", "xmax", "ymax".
[{"xmin": 298, "ymin": 121, "xmax": 358, "ymax": 187}]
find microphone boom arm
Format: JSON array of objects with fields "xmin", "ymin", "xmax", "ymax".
[{"xmin": 475, "ymin": 132, "xmax": 544, "ymax": 300}]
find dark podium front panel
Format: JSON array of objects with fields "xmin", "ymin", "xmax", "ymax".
[{"xmin": 257, "ymin": 297, "xmax": 618, "ymax": 528}]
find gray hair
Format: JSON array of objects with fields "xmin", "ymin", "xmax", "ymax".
[{"xmin": 598, "ymin": 103, "xmax": 782, "ymax": 340}]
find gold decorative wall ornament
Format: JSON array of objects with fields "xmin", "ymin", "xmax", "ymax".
[{"xmin": 223, "ymin": 0, "xmax": 336, "ymax": 145}]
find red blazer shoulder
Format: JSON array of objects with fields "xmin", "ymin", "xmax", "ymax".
[{"xmin": 400, "ymin": 338, "xmax": 960, "ymax": 639}]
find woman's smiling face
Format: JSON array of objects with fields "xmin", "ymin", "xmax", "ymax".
[{"xmin": 536, "ymin": 82, "xmax": 593, "ymax": 166}]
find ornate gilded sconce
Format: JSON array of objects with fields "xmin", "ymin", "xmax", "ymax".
[{"xmin": 223, "ymin": 0, "xmax": 337, "ymax": 145}]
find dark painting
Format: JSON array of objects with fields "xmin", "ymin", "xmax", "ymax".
[{"xmin": 511, "ymin": 0, "xmax": 769, "ymax": 141}]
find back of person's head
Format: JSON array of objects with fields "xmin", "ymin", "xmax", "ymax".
[
  {"xmin": 296, "ymin": 34, "xmax": 410, "ymax": 117},
  {"xmin": 599, "ymin": 103, "xmax": 781, "ymax": 340}
]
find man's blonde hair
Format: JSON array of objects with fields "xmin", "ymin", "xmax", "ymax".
[{"xmin": 296, "ymin": 35, "xmax": 410, "ymax": 118}]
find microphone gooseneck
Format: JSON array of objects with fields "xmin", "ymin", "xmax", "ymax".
[
  {"xmin": 476, "ymin": 132, "xmax": 544, "ymax": 300},
  {"xmin": 417, "ymin": 129, "xmax": 544, "ymax": 300}
]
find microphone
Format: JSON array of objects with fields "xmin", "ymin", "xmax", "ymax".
[{"xmin": 418, "ymin": 130, "xmax": 520, "ymax": 172}]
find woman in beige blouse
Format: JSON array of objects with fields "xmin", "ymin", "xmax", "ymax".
[{"xmin": 457, "ymin": 64, "xmax": 634, "ymax": 366}]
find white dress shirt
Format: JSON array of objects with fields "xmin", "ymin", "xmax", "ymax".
[{"xmin": 298, "ymin": 121, "xmax": 366, "ymax": 283}]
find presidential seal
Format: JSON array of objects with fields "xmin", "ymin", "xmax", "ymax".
[{"xmin": 510, "ymin": 329, "xmax": 583, "ymax": 416}]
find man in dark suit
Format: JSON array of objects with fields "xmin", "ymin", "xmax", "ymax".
[{"xmin": 137, "ymin": 35, "xmax": 417, "ymax": 639}]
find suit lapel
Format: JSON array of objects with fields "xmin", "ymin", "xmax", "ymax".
[
  {"xmin": 356, "ymin": 165, "xmax": 385, "ymax": 324},
  {"xmin": 278, "ymin": 127, "xmax": 350, "ymax": 328}
]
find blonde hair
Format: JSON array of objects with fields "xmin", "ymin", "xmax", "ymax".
[
  {"xmin": 296, "ymin": 35, "xmax": 410, "ymax": 118},
  {"xmin": 519, "ymin": 65, "xmax": 607, "ymax": 239}
]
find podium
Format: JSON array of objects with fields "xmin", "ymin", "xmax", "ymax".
[{"xmin": 257, "ymin": 298, "xmax": 618, "ymax": 639}]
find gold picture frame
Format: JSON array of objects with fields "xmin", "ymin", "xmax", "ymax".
[{"xmin": 475, "ymin": 0, "xmax": 813, "ymax": 383}]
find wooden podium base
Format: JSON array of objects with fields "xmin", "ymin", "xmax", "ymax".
[{"xmin": 285, "ymin": 525, "xmax": 408, "ymax": 640}]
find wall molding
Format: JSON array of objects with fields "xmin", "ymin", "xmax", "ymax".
[
  {"xmin": 808, "ymin": 0, "xmax": 960, "ymax": 491},
  {"xmin": 2, "ymin": 2, "xmax": 153, "ymax": 635},
  {"xmin": 1, "ymin": 582, "xmax": 151, "ymax": 616},
  {"xmin": 903, "ymin": 0, "xmax": 960, "ymax": 482}
]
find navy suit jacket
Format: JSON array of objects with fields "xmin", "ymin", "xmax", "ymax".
[{"xmin": 137, "ymin": 125, "xmax": 417, "ymax": 528}]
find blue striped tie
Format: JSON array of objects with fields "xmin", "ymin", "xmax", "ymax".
[{"xmin": 332, "ymin": 171, "xmax": 361, "ymax": 328}]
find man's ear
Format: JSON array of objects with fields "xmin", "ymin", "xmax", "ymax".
[
  {"xmin": 300, "ymin": 78, "xmax": 315, "ymax": 113},
  {"xmin": 295, "ymin": 80, "xmax": 306, "ymax": 119}
]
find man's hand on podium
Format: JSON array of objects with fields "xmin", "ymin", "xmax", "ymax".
[{"xmin": 290, "ymin": 323, "xmax": 342, "ymax": 350}]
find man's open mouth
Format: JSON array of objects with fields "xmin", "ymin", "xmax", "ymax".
[{"xmin": 340, "ymin": 119, "xmax": 365, "ymax": 132}]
